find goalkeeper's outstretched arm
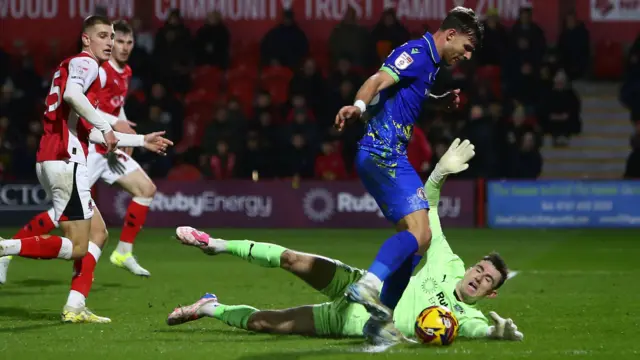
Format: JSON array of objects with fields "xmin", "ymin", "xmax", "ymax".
[{"xmin": 425, "ymin": 138, "xmax": 475, "ymax": 236}]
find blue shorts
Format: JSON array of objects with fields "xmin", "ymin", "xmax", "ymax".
[{"xmin": 355, "ymin": 149, "xmax": 429, "ymax": 224}]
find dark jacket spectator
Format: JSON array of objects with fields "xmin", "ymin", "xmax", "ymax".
[
  {"xmin": 281, "ymin": 133, "xmax": 314, "ymax": 178},
  {"xmin": 371, "ymin": 9, "xmax": 410, "ymax": 61},
  {"xmin": 202, "ymin": 107, "xmax": 241, "ymax": 154},
  {"xmin": 621, "ymin": 34, "xmax": 640, "ymax": 123},
  {"xmin": 153, "ymin": 9, "xmax": 192, "ymax": 92},
  {"xmin": 510, "ymin": 7, "xmax": 546, "ymax": 66},
  {"xmin": 193, "ymin": 11, "xmax": 230, "ymax": 68},
  {"xmin": 508, "ymin": 132, "xmax": 542, "ymax": 178},
  {"xmin": 329, "ymin": 58, "xmax": 364, "ymax": 89},
  {"xmin": 289, "ymin": 59, "xmax": 326, "ymax": 116},
  {"xmin": 510, "ymin": 62, "xmax": 541, "ymax": 106},
  {"xmin": 541, "ymin": 70, "xmax": 581, "ymax": 146},
  {"xmin": 462, "ymin": 105, "xmax": 499, "ymax": 178},
  {"xmin": 477, "ymin": 10, "xmax": 509, "ymax": 66},
  {"xmin": 237, "ymin": 131, "xmax": 273, "ymax": 179},
  {"xmin": 284, "ymin": 107, "xmax": 317, "ymax": 150},
  {"xmin": 147, "ymin": 82, "xmax": 184, "ymax": 142},
  {"xmin": 11, "ymin": 133, "xmax": 37, "ymax": 179},
  {"xmin": 504, "ymin": 104, "xmax": 539, "ymax": 152},
  {"xmin": 328, "ymin": 7, "xmax": 374, "ymax": 67},
  {"xmin": 557, "ymin": 13, "xmax": 590, "ymax": 80},
  {"xmin": 624, "ymin": 123, "xmax": 640, "ymax": 178},
  {"xmin": 260, "ymin": 10, "xmax": 309, "ymax": 68}
]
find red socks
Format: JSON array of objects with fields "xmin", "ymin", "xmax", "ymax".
[
  {"xmin": 70, "ymin": 242, "xmax": 101, "ymax": 300},
  {"xmin": 18, "ymin": 235, "xmax": 72, "ymax": 259},
  {"xmin": 13, "ymin": 211, "xmax": 57, "ymax": 238},
  {"xmin": 120, "ymin": 200, "xmax": 150, "ymax": 244}
]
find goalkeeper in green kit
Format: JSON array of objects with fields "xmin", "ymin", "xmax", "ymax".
[{"xmin": 167, "ymin": 139, "xmax": 523, "ymax": 344}]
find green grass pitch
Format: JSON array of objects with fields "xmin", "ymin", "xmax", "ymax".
[{"xmin": 1, "ymin": 228, "xmax": 639, "ymax": 359}]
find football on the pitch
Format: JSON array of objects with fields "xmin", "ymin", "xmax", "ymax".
[{"xmin": 414, "ymin": 305, "xmax": 459, "ymax": 345}]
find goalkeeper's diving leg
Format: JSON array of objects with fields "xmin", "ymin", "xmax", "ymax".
[{"xmin": 167, "ymin": 227, "xmax": 339, "ymax": 336}]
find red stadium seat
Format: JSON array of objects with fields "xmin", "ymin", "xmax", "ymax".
[
  {"xmin": 191, "ymin": 65, "xmax": 224, "ymax": 92},
  {"xmin": 227, "ymin": 63, "xmax": 259, "ymax": 84},
  {"xmin": 184, "ymin": 88, "xmax": 218, "ymax": 105},
  {"xmin": 310, "ymin": 42, "xmax": 330, "ymax": 75},
  {"xmin": 175, "ymin": 114, "xmax": 208, "ymax": 152},
  {"xmin": 184, "ymin": 88, "xmax": 219, "ymax": 121},
  {"xmin": 228, "ymin": 78, "xmax": 257, "ymax": 115},
  {"xmin": 261, "ymin": 65, "xmax": 293, "ymax": 83},
  {"xmin": 376, "ymin": 40, "xmax": 393, "ymax": 60},
  {"xmin": 594, "ymin": 40, "xmax": 624, "ymax": 80},
  {"xmin": 231, "ymin": 42, "xmax": 260, "ymax": 69},
  {"xmin": 263, "ymin": 79, "xmax": 290, "ymax": 105}
]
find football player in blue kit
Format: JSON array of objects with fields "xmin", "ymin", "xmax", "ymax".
[{"xmin": 334, "ymin": 6, "xmax": 483, "ymax": 343}]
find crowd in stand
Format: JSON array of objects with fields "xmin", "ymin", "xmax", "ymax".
[{"xmin": 0, "ymin": 6, "xmax": 637, "ymax": 181}]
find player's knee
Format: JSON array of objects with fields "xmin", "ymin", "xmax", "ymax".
[
  {"xmin": 90, "ymin": 227, "xmax": 109, "ymax": 248},
  {"xmin": 246, "ymin": 313, "xmax": 272, "ymax": 332},
  {"xmin": 404, "ymin": 212, "xmax": 432, "ymax": 252},
  {"xmin": 415, "ymin": 227, "xmax": 432, "ymax": 253},
  {"xmin": 70, "ymin": 242, "xmax": 89, "ymax": 260},
  {"xmin": 140, "ymin": 181, "xmax": 156, "ymax": 198}
]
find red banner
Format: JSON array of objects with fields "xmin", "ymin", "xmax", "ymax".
[
  {"xmin": 576, "ymin": 0, "xmax": 640, "ymax": 44},
  {"xmin": 95, "ymin": 180, "xmax": 476, "ymax": 228},
  {"xmin": 1, "ymin": 0, "xmax": 560, "ymax": 53}
]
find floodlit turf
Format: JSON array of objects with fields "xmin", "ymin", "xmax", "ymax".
[{"xmin": 1, "ymin": 228, "xmax": 639, "ymax": 359}]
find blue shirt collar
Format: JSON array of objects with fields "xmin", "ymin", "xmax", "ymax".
[{"xmin": 421, "ymin": 33, "xmax": 441, "ymax": 66}]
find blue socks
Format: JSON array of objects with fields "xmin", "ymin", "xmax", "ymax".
[
  {"xmin": 367, "ymin": 230, "xmax": 420, "ymax": 309},
  {"xmin": 379, "ymin": 254, "xmax": 422, "ymax": 309}
]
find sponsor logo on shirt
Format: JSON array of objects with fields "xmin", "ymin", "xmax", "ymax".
[
  {"xmin": 436, "ymin": 291, "xmax": 449, "ymax": 308},
  {"xmin": 394, "ymin": 52, "xmax": 413, "ymax": 70}
]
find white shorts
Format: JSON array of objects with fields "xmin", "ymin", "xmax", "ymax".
[
  {"xmin": 36, "ymin": 161, "xmax": 94, "ymax": 222},
  {"xmin": 87, "ymin": 149, "xmax": 142, "ymax": 187}
]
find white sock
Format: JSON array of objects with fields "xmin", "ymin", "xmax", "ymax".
[
  {"xmin": 116, "ymin": 241, "xmax": 133, "ymax": 254},
  {"xmin": 133, "ymin": 196, "xmax": 154, "ymax": 206},
  {"xmin": 211, "ymin": 238, "xmax": 227, "ymax": 252},
  {"xmin": 361, "ymin": 272, "xmax": 383, "ymax": 291},
  {"xmin": 0, "ymin": 240, "xmax": 21, "ymax": 256},
  {"xmin": 46, "ymin": 208, "xmax": 60, "ymax": 228},
  {"xmin": 58, "ymin": 237, "xmax": 74, "ymax": 259},
  {"xmin": 88, "ymin": 242, "xmax": 102, "ymax": 261},
  {"xmin": 66, "ymin": 290, "xmax": 86, "ymax": 309}
]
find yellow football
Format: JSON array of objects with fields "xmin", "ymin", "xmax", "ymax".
[{"xmin": 414, "ymin": 305, "xmax": 459, "ymax": 345}]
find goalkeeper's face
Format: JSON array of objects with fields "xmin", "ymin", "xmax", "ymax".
[{"xmin": 457, "ymin": 260, "xmax": 502, "ymax": 303}]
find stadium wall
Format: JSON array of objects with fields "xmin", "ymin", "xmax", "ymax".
[{"xmin": 2, "ymin": 179, "xmax": 639, "ymax": 229}]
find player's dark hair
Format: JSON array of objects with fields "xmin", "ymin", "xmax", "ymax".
[
  {"xmin": 82, "ymin": 15, "xmax": 112, "ymax": 32},
  {"xmin": 113, "ymin": 19, "xmax": 133, "ymax": 35},
  {"xmin": 440, "ymin": 6, "xmax": 484, "ymax": 46},
  {"xmin": 484, "ymin": 252, "xmax": 508, "ymax": 289}
]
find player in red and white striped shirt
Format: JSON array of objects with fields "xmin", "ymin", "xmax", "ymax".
[
  {"xmin": 0, "ymin": 16, "xmax": 172, "ymax": 323},
  {"xmin": 0, "ymin": 21, "xmax": 155, "ymax": 279}
]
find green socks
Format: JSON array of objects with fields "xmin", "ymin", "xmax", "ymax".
[
  {"xmin": 202, "ymin": 240, "xmax": 285, "ymax": 331},
  {"xmin": 211, "ymin": 304, "xmax": 258, "ymax": 330},
  {"xmin": 226, "ymin": 240, "xmax": 286, "ymax": 268}
]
